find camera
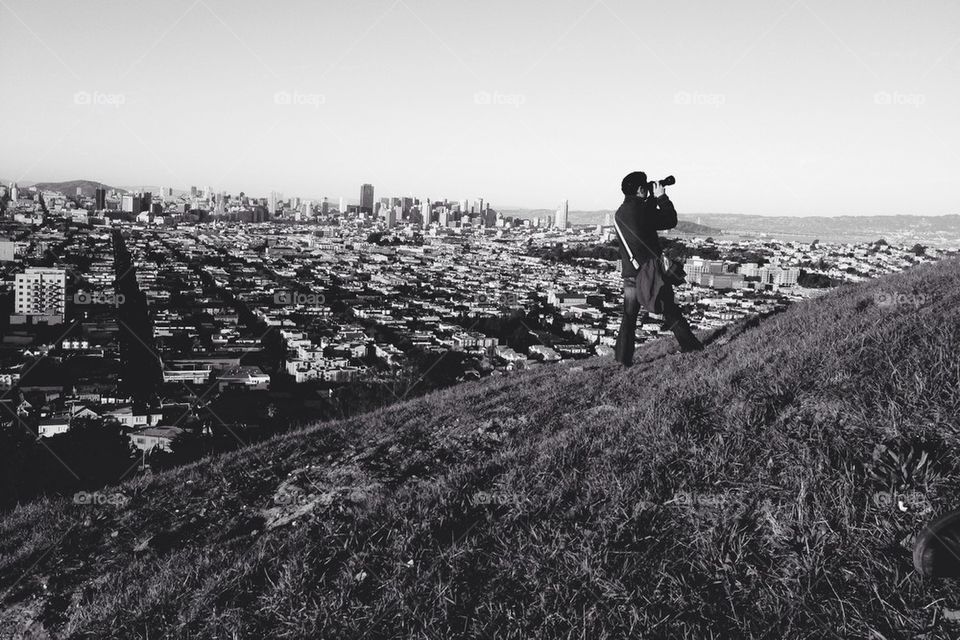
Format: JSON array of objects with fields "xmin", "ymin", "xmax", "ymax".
[{"xmin": 646, "ymin": 175, "xmax": 676, "ymax": 193}]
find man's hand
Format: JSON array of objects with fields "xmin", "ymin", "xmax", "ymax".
[{"xmin": 652, "ymin": 182, "xmax": 666, "ymax": 199}]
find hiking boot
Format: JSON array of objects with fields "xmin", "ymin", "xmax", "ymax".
[
  {"xmin": 668, "ymin": 318, "xmax": 703, "ymax": 353},
  {"xmin": 914, "ymin": 509, "xmax": 960, "ymax": 577}
]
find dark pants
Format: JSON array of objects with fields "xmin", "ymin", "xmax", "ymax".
[{"xmin": 615, "ymin": 279, "xmax": 702, "ymax": 365}]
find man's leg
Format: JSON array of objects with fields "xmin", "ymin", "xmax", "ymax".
[
  {"xmin": 615, "ymin": 279, "xmax": 640, "ymax": 366},
  {"xmin": 658, "ymin": 286, "xmax": 703, "ymax": 353}
]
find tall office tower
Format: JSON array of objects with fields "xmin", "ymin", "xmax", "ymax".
[
  {"xmin": 121, "ymin": 195, "xmax": 136, "ymax": 213},
  {"xmin": 422, "ymin": 200, "xmax": 431, "ymax": 223},
  {"xmin": 321, "ymin": 197, "xmax": 329, "ymax": 215},
  {"xmin": 460, "ymin": 199, "xmax": 468, "ymax": 214},
  {"xmin": 141, "ymin": 192, "xmax": 153, "ymax": 213},
  {"xmin": 603, "ymin": 211, "xmax": 612, "ymax": 227},
  {"xmin": 384, "ymin": 208, "xmax": 397, "ymax": 228},
  {"xmin": 439, "ymin": 209, "xmax": 449, "ymax": 227},
  {"xmin": 95, "ymin": 188, "xmax": 106, "ymax": 211},
  {"xmin": 159, "ymin": 186, "xmax": 167, "ymax": 201},
  {"xmin": 14, "ymin": 267, "xmax": 66, "ymax": 324},
  {"xmin": 555, "ymin": 200, "xmax": 569, "ymax": 229},
  {"xmin": 10, "ymin": 183, "xmax": 18, "ymax": 202},
  {"xmin": 215, "ymin": 192, "xmax": 225, "ymax": 215},
  {"xmin": 338, "ymin": 196, "xmax": 345, "ymax": 213},
  {"xmin": 401, "ymin": 197, "xmax": 413, "ymax": 217},
  {"xmin": 379, "ymin": 197, "xmax": 390, "ymax": 210},
  {"xmin": 269, "ymin": 191, "xmax": 279, "ymax": 214},
  {"xmin": 190, "ymin": 185, "xmax": 198, "ymax": 197},
  {"xmin": 301, "ymin": 201, "xmax": 311, "ymax": 219},
  {"xmin": 360, "ymin": 183, "xmax": 375, "ymax": 213},
  {"xmin": 0, "ymin": 240, "xmax": 15, "ymax": 262}
]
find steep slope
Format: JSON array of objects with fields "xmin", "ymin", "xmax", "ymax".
[{"xmin": 3, "ymin": 260, "xmax": 960, "ymax": 639}]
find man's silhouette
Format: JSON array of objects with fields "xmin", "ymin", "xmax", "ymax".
[{"xmin": 613, "ymin": 171, "xmax": 702, "ymax": 366}]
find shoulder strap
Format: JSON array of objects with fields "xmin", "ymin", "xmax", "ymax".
[{"xmin": 614, "ymin": 216, "xmax": 640, "ymax": 269}]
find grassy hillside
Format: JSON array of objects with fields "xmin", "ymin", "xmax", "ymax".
[{"xmin": 3, "ymin": 260, "xmax": 960, "ymax": 639}]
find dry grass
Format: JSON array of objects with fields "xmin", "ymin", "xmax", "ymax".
[{"xmin": 2, "ymin": 259, "xmax": 960, "ymax": 639}]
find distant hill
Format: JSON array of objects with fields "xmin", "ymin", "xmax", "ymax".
[
  {"xmin": 3, "ymin": 258, "xmax": 960, "ymax": 637},
  {"xmin": 670, "ymin": 219, "xmax": 721, "ymax": 236},
  {"xmin": 32, "ymin": 179, "xmax": 125, "ymax": 197}
]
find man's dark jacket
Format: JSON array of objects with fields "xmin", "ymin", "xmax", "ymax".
[{"xmin": 613, "ymin": 194, "xmax": 677, "ymax": 279}]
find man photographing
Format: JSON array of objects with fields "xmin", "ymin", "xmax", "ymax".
[{"xmin": 613, "ymin": 171, "xmax": 703, "ymax": 366}]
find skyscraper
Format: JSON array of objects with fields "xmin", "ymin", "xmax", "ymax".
[
  {"xmin": 360, "ymin": 183, "xmax": 375, "ymax": 214},
  {"xmin": 10, "ymin": 183, "xmax": 18, "ymax": 203},
  {"xmin": 555, "ymin": 200, "xmax": 569, "ymax": 230},
  {"xmin": 95, "ymin": 188, "xmax": 106, "ymax": 211},
  {"xmin": 338, "ymin": 197, "xmax": 345, "ymax": 213},
  {"xmin": 13, "ymin": 267, "xmax": 66, "ymax": 324}
]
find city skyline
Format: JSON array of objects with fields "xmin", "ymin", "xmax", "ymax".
[{"xmin": 1, "ymin": 0, "xmax": 959, "ymax": 216}]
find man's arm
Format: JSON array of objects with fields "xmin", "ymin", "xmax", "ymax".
[
  {"xmin": 653, "ymin": 195, "xmax": 678, "ymax": 230},
  {"xmin": 650, "ymin": 182, "xmax": 677, "ymax": 230}
]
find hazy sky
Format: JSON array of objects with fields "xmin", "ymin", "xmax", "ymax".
[{"xmin": 1, "ymin": 0, "xmax": 958, "ymax": 215}]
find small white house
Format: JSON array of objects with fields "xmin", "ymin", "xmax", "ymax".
[{"xmin": 129, "ymin": 426, "xmax": 185, "ymax": 452}]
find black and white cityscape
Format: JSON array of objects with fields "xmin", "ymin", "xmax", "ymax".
[{"xmin": 2, "ymin": 1, "xmax": 960, "ymax": 638}]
